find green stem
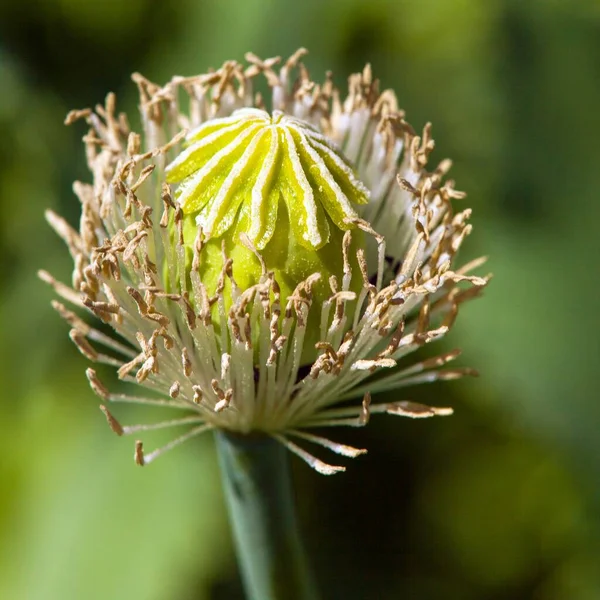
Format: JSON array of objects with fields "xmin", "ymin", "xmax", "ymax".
[{"xmin": 215, "ymin": 430, "xmax": 318, "ymax": 600}]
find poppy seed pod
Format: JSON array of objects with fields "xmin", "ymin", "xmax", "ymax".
[{"xmin": 41, "ymin": 49, "xmax": 488, "ymax": 473}]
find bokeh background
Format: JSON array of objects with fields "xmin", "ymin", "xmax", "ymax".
[{"xmin": 1, "ymin": 0, "xmax": 599, "ymax": 598}]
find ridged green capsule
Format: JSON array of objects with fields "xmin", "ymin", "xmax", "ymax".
[{"xmin": 166, "ymin": 108, "xmax": 370, "ymax": 357}]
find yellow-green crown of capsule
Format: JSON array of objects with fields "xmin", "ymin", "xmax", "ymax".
[{"xmin": 166, "ymin": 108, "xmax": 370, "ymax": 249}]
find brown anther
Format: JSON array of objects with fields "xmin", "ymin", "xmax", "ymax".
[
  {"xmin": 309, "ymin": 354, "xmax": 332, "ymax": 379},
  {"xmin": 122, "ymin": 236, "xmax": 142, "ymax": 269},
  {"xmin": 140, "ymin": 205, "xmax": 153, "ymax": 229},
  {"xmin": 315, "ymin": 341, "xmax": 338, "ymax": 361},
  {"xmin": 160, "ymin": 183, "xmax": 175, "ymax": 228},
  {"xmin": 86, "ymin": 368, "xmax": 110, "ymax": 400},
  {"xmin": 337, "ymin": 330, "xmax": 354, "ymax": 359},
  {"xmin": 123, "ymin": 190, "xmax": 138, "ymax": 219},
  {"xmin": 136, "ymin": 356, "xmax": 156, "ymax": 383},
  {"xmin": 156, "ymin": 328, "xmax": 174, "ymax": 350},
  {"xmin": 128, "ymin": 286, "xmax": 148, "ymax": 316},
  {"xmin": 130, "ymin": 165, "xmax": 155, "ymax": 193},
  {"xmin": 82, "ymin": 263, "xmax": 100, "ymax": 294},
  {"xmin": 215, "ymin": 389, "xmax": 233, "ymax": 413},
  {"xmin": 376, "ymin": 320, "xmax": 404, "ymax": 359},
  {"xmin": 127, "ymin": 132, "xmax": 141, "ymax": 156},
  {"xmin": 283, "ymin": 47, "xmax": 308, "ymax": 71},
  {"xmin": 192, "ymin": 385, "xmax": 203, "ymax": 404},
  {"xmin": 65, "ymin": 108, "xmax": 92, "ymax": 126},
  {"xmin": 198, "ymin": 286, "xmax": 214, "ymax": 326},
  {"xmin": 169, "ymin": 381, "xmax": 181, "ymax": 398},
  {"xmin": 181, "ymin": 348, "xmax": 192, "ymax": 377},
  {"xmin": 245, "ymin": 52, "xmax": 282, "ymax": 85},
  {"xmin": 157, "ymin": 129, "xmax": 187, "ymax": 156},
  {"xmin": 268, "ymin": 334, "xmax": 287, "ymax": 364},
  {"xmin": 83, "ymin": 297, "xmax": 120, "ymax": 317},
  {"xmin": 211, "ymin": 379, "xmax": 225, "ymax": 399},
  {"xmin": 134, "ymin": 441, "xmax": 145, "ymax": 466},
  {"xmin": 180, "ymin": 292, "xmax": 197, "ymax": 329},
  {"xmin": 112, "ymin": 178, "xmax": 127, "ymax": 198},
  {"xmin": 192, "ymin": 225, "xmax": 204, "ymax": 271},
  {"xmin": 117, "ymin": 354, "xmax": 144, "ymax": 379},
  {"xmin": 118, "ymin": 112, "xmax": 130, "ymax": 136},
  {"xmin": 341, "ymin": 230, "xmax": 352, "ymax": 280},
  {"xmin": 437, "ymin": 367, "xmax": 479, "ymax": 380},
  {"xmin": 386, "ymin": 401, "xmax": 453, "ymax": 419},
  {"xmin": 100, "ymin": 405, "xmax": 124, "ymax": 436},
  {"xmin": 69, "ymin": 329, "xmax": 98, "ymax": 360},
  {"xmin": 351, "ymin": 358, "xmax": 396, "ymax": 372},
  {"xmin": 359, "ymin": 392, "xmax": 371, "ymax": 426},
  {"xmin": 221, "ymin": 353, "xmax": 231, "ymax": 380},
  {"xmin": 356, "ymin": 249, "xmax": 376, "ymax": 298},
  {"xmin": 398, "ymin": 177, "xmax": 418, "ymax": 196},
  {"xmin": 145, "ymin": 309, "xmax": 170, "ymax": 328},
  {"xmin": 268, "ymin": 311, "xmax": 279, "ymax": 343},
  {"xmin": 174, "ymin": 206, "xmax": 184, "ymax": 246},
  {"xmin": 243, "ymin": 317, "xmax": 252, "ymax": 349}
]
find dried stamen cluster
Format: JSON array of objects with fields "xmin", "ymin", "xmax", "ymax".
[{"xmin": 41, "ymin": 49, "xmax": 488, "ymax": 473}]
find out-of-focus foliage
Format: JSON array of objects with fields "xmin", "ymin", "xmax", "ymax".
[{"xmin": 1, "ymin": 0, "xmax": 599, "ymax": 598}]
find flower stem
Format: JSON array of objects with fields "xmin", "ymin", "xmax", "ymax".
[{"xmin": 215, "ymin": 430, "xmax": 318, "ymax": 600}]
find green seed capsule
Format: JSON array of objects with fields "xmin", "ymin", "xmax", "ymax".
[{"xmin": 166, "ymin": 108, "xmax": 370, "ymax": 359}]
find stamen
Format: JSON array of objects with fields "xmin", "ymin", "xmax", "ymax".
[
  {"xmin": 69, "ymin": 329, "xmax": 122, "ymax": 367},
  {"xmin": 383, "ymin": 401, "xmax": 454, "ymax": 418},
  {"xmin": 359, "ymin": 391, "xmax": 371, "ymax": 425},
  {"xmin": 181, "ymin": 348, "xmax": 192, "ymax": 377},
  {"xmin": 52, "ymin": 301, "xmax": 136, "ymax": 358},
  {"xmin": 135, "ymin": 424, "xmax": 212, "ymax": 466},
  {"xmin": 100, "ymin": 405, "xmax": 124, "ymax": 435},
  {"xmin": 86, "ymin": 368, "xmax": 110, "ymax": 399},
  {"xmin": 351, "ymin": 358, "xmax": 396, "ymax": 371},
  {"xmin": 272, "ymin": 434, "xmax": 346, "ymax": 475},
  {"xmin": 288, "ymin": 430, "xmax": 367, "ymax": 458}
]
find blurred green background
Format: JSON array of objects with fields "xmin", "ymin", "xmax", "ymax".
[{"xmin": 1, "ymin": 0, "xmax": 599, "ymax": 598}]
